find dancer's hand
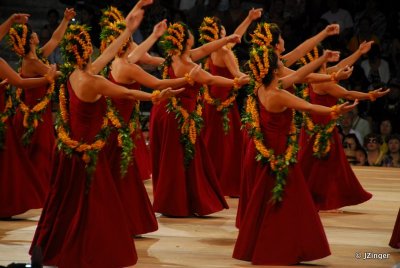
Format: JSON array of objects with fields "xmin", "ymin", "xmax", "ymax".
[
  {"xmin": 137, "ymin": 0, "xmax": 153, "ymax": 8},
  {"xmin": 225, "ymin": 34, "xmax": 241, "ymax": 45},
  {"xmin": 369, "ymin": 88, "xmax": 391, "ymax": 99},
  {"xmin": 237, "ymin": 75, "xmax": 250, "ymax": 86},
  {"xmin": 324, "ymin": 24, "xmax": 340, "ymax": 36},
  {"xmin": 188, "ymin": 64, "xmax": 202, "ymax": 79},
  {"xmin": 336, "ymin": 99, "xmax": 359, "ymax": 115},
  {"xmin": 153, "ymin": 19, "xmax": 167, "ymax": 38},
  {"xmin": 248, "ymin": 8, "xmax": 263, "ymax": 21},
  {"xmin": 358, "ymin": 40, "xmax": 374, "ymax": 55},
  {"xmin": 334, "ymin": 66, "xmax": 353, "ymax": 81},
  {"xmin": 11, "ymin": 13, "xmax": 30, "ymax": 24},
  {"xmin": 158, "ymin": 87, "xmax": 185, "ymax": 101},
  {"xmin": 45, "ymin": 64, "xmax": 58, "ymax": 83},
  {"xmin": 0, "ymin": 79, "xmax": 9, "ymax": 87},
  {"xmin": 64, "ymin": 8, "xmax": 76, "ymax": 21},
  {"xmin": 323, "ymin": 50, "xmax": 340, "ymax": 63}
]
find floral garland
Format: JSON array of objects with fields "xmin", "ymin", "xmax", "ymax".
[
  {"xmin": 250, "ymin": 23, "xmax": 273, "ymax": 48},
  {"xmin": 106, "ymin": 97, "xmax": 139, "ymax": 178},
  {"xmin": 56, "ymin": 83, "xmax": 111, "ymax": 182},
  {"xmin": 0, "ymin": 86, "xmax": 15, "ymax": 150},
  {"xmin": 198, "ymin": 17, "xmax": 220, "ymax": 44},
  {"xmin": 202, "ymin": 57, "xmax": 241, "ymax": 134},
  {"xmin": 15, "ymin": 79, "xmax": 55, "ymax": 145},
  {"xmin": 166, "ymin": 93, "xmax": 203, "ymax": 167},
  {"xmin": 242, "ymin": 95, "xmax": 298, "ymax": 203},
  {"xmin": 8, "ymin": 24, "xmax": 28, "ymax": 57},
  {"xmin": 301, "ymin": 85, "xmax": 337, "ymax": 159}
]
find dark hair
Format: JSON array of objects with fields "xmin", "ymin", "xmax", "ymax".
[
  {"xmin": 344, "ymin": 133, "xmax": 363, "ymax": 150},
  {"xmin": 363, "ymin": 133, "xmax": 382, "ymax": 147},
  {"xmin": 8, "ymin": 23, "xmax": 33, "ymax": 57},
  {"xmin": 249, "ymin": 46, "xmax": 279, "ymax": 87}
]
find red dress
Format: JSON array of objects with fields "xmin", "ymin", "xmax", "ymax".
[
  {"xmin": 202, "ymin": 59, "xmax": 242, "ymax": 196},
  {"xmin": 390, "ymin": 208, "xmax": 400, "ymax": 248},
  {"xmin": 233, "ymin": 103, "xmax": 330, "ymax": 265},
  {"xmin": 150, "ymin": 67, "xmax": 228, "ymax": 217},
  {"xmin": 105, "ymin": 73, "xmax": 157, "ymax": 235},
  {"xmin": 13, "ymin": 79, "xmax": 55, "ymax": 185},
  {"xmin": 0, "ymin": 86, "xmax": 44, "ymax": 217},
  {"xmin": 30, "ymin": 80, "xmax": 137, "ymax": 268},
  {"xmin": 298, "ymin": 86, "xmax": 372, "ymax": 210}
]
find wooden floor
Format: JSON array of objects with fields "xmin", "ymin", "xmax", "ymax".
[{"xmin": 0, "ymin": 166, "xmax": 399, "ymax": 267}]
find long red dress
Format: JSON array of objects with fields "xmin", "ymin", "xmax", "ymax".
[
  {"xmin": 0, "ymin": 86, "xmax": 44, "ymax": 217},
  {"xmin": 202, "ymin": 59, "xmax": 242, "ymax": 196},
  {"xmin": 233, "ymin": 103, "xmax": 330, "ymax": 265},
  {"xmin": 30, "ymin": 80, "xmax": 137, "ymax": 268},
  {"xmin": 390, "ymin": 208, "xmax": 400, "ymax": 248},
  {"xmin": 104, "ymin": 73, "xmax": 157, "ymax": 235},
  {"xmin": 298, "ymin": 85, "xmax": 372, "ymax": 210},
  {"xmin": 150, "ymin": 67, "xmax": 228, "ymax": 217},
  {"xmin": 13, "ymin": 78, "xmax": 55, "ymax": 185}
]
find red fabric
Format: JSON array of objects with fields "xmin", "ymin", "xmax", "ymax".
[
  {"xmin": 298, "ymin": 85, "xmax": 372, "ymax": 210},
  {"xmin": 233, "ymin": 103, "xmax": 330, "ymax": 265},
  {"xmin": 12, "ymin": 79, "xmax": 55, "ymax": 185},
  {"xmin": 105, "ymin": 73, "xmax": 157, "ymax": 235},
  {"xmin": 390, "ymin": 208, "xmax": 400, "ymax": 248},
  {"xmin": 0, "ymin": 87, "xmax": 44, "ymax": 217},
  {"xmin": 149, "ymin": 67, "xmax": 228, "ymax": 217},
  {"xmin": 30, "ymin": 80, "xmax": 137, "ymax": 268},
  {"xmin": 201, "ymin": 59, "xmax": 242, "ymax": 196}
]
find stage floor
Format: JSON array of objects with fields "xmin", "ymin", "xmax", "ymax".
[{"xmin": 0, "ymin": 166, "xmax": 399, "ymax": 267}]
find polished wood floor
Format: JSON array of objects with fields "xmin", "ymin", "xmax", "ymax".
[{"xmin": 0, "ymin": 166, "xmax": 399, "ymax": 267}]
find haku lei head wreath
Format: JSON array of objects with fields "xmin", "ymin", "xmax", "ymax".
[
  {"xmin": 159, "ymin": 22, "xmax": 189, "ymax": 57},
  {"xmin": 251, "ymin": 22, "xmax": 281, "ymax": 48},
  {"xmin": 199, "ymin": 16, "xmax": 222, "ymax": 44},
  {"xmin": 248, "ymin": 45, "xmax": 278, "ymax": 88},
  {"xmin": 99, "ymin": 6, "xmax": 130, "ymax": 55},
  {"xmin": 60, "ymin": 24, "xmax": 93, "ymax": 69},
  {"xmin": 8, "ymin": 23, "xmax": 32, "ymax": 57}
]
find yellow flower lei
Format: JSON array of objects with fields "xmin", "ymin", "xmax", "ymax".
[
  {"xmin": 202, "ymin": 57, "xmax": 241, "ymax": 134},
  {"xmin": 8, "ymin": 24, "xmax": 28, "ymax": 57},
  {"xmin": 251, "ymin": 23, "xmax": 273, "ymax": 47},
  {"xmin": 301, "ymin": 85, "xmax": 337, "ymax": 158},
  {"xmin": 0, "ymin": 86, "xmax": 14, "ymax": 150},
  {"xmin": 106, "ymin": 97, "xmax": 140, "ymax": 178},
  {"xmin": 56, "ymin": 83, "xmax": 111, "ymax": 178},
  {"xmin": 242, "ymin": 95, "xmax": 299, "ymax": 203},
  {"xmin": 199, "ymin": 17, "xmax": 220, "ymax": 44},
  {"xmin": 15, "ymin": 77, "xmax": 55, "ymax": 145}
]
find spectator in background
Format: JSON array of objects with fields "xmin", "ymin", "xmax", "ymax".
[
  {"xmin": 382, "ymin": 79, "xmax": 400, "ymax": 133},
  {"xmin": 382, "ymin": 134, "xmax": 400, "ymax": 167},
  {"xmin": 353, "ymin": 0, "xmax": 386, "ymax": 40},
  {"xmin": 379, "ymin": 119, "xmax": 394, "ymax": 155},
  {"xmin": 354, "ymin": 147, "xmax": 369, "ymax": 166},
  {"xmin": 321, "ymin": 0, "xmax": 353, "ymax": 40},
  {"xmin": 347, "ymin": 16, "xmax": 380, "ymax": 54},
  {"xmin": 340, "ymin": 111, "xmax": 362, "ymax": 145},
  {"xmin": 364, "ymin": 133, "xmax": 385, "ymax": 166},
  {"xmin": 361, "ymin": 43, "xmax": 391, "ymax": 90},
  {"xmin": 351, "ymin": 106, "xmax": 371, "ymax": 142},
  {"xmin": 343, "ymin": 133, "xmax": 363, "ymax": 165}
]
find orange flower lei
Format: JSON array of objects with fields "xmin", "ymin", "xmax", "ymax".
[
  {"xmin": 56, "ymin": 83, "xmax": 111, "ymax": 177},
  {"xmin": 301, "ymin": 85, "xmax": 337, "ymax": 159},
  {"xmin": 62, "ymin": 25, "xmax": 92, "ymax": 69},
  {"xmin": 8, "ymin": 24, "xmax": 28, "ymax": 57},
  {"xmin": 251, "ymin": 23, "xmax": 273, "ymax": 48},
  {"xmin": 0, "ymin": 86, "xmax": 14, "ymax": 150},
  {"xmin": 106, "ymin": 97, "xmax": 139, "ymax": 177},
  {"xmin": 15, "ymin": 78, "xmax": 55, "ymax": 145},
  {"xmin": 202, "ymin": 57, "xmax": 241, "ymax": 134},
  {"xmin": 242, "ymin": 95, "xmax": 299, "ymax": 203},
  {"xmin": 199, "ymin": 17, "xmax": 220, "ymax": 44}
]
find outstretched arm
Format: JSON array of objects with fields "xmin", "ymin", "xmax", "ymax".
[
  {"xmin": 0, "ymin": 58, "xmax": 54, "ymax": 88},
  {"xmin": 222, "ymin": 48, "xmax": 246, "ymax": 77},
  {"xmin": 282, "ymin": 24, "xmax": 339, "ymax": 67},
  {"xmin": 280, "ymin": 50, "xmax": 339, "ymax": 88},
  {"xmin": 0, "ymin": 13, "xmax": 29, "ymax": 41},
  {"xmin": 190, "ymin": 34, "xmax": 241, "ymax": 61},
  {"xmin": 40, "ymin": 8, "xmax": 76, "ymax": 57},
  {"xmin": 231, "ymin": 8, "xmax": 262, "ymax": 47},
  {"xmin": 316, "ymin": 82, "xmax": 390, "ymax": 100},
  {"xmin": 327, "ymin": 41, "xmax": 373, "ymax": 73},
  {"xmin": 91, "ymin": 9, "xmax": 144, "ymax": 74},
  {"xmin": 127, "ymin": 19, "xmax": 167, "ymax": 64}
]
